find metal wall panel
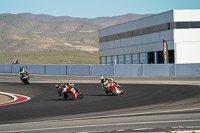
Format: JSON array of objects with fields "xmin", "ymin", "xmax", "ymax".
[
  {"xmin": 142, "ymin": 32, "xmax": 160, "ymax": 44},
  {"xmin": 0, "ymin": 64, "xmax": 200, "ymax": 77},
  {"xmin": 11, "ymin": 64, "xmax": 27, "ymax": 73},
  {"xmin": 27, "ymin": 65, "xmax": 45, "ymax": 74},
  {"xmin": 103, "ymin": 41, "xmax": 115, "ymax": 49},
  {"xmin": 144, "ymin": 64, "xmax": 175, "ymax": 76},
  {"xmin": 114, "ymin": 40, "xmax": 121, "ymax": 48},
  {"xmin": 0, "ymin": 64, "xmax": 11, "ymax": 73},
  {"xmin": 46, "ymin": 65, "xmax": 67, "ymax": 75},
  {"xmin": 176, "ymin": 64, "xmax": 200, "ymax": 76},
  {"xmin": 114, "ymin": 64, "xmax": 142, "ymax": 76},
  {"xmin": 127, "ymin": 36, "xmax": 142, "ymax": 46},
  {"xmin": 121, "ymin": 38, "xmax": 127, "ymax": 47},
  {"xmin": 99, "ymin": 11, "xmax": 173, "ymax": 37},
  {"xmin": 67, "ymin": 65, "xmax": 89, "ymax": 75},
  {"xmin": 90, "ymin": 65, "xmax": 113, "ymax": 76}
]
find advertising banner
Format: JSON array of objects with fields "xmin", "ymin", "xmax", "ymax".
[{"xmin": 163, "ymin": 39, "xmax": 169, "ymax": 64}]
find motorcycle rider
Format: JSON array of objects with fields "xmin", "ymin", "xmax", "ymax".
[
  {"xmin": 101, "ymin": 76, "xmax": 120, "ymax": 94},
  {"xmin": 19, "ymin": 67, "xmax": 29, "ymax": 81},
  {"xmin": 55, "ymin": 83, "xmax": 79, "ymax": 97}
]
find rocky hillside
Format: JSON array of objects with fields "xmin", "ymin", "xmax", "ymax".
[{"xmin": 0, "ymin": 13, "xmax": 152, "ymax": 52}]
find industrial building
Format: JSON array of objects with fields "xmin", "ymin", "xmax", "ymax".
[{"xmin": 99, "ymin": 9, "xmax": 200, "ymax": 64}]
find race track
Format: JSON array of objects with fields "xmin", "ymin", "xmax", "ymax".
[
  {"xmin": 0, "ymin": 82, "xmax": 200, "ymax": 124},
  {"xmin": 1, "ymin": 75, "xmax": 200, "ymax": 132}
]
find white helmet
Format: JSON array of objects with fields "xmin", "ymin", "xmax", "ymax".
[{"xmin": 101, "ymin": 76, "xmax": 105, "ymax": 83}]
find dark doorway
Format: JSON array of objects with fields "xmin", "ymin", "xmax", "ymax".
[
  {"xmin": 169, "ymin": 50, "xmax": 174, "ymax": 63},
  {"xmin": 157, "ymin": 50, "xmax": 174, "ymax": 64},
  {"xmin": 157, "ymin": 51, "xmax": 164, "ymax": 64},
  {"xmin": 148, "ymin": 52, "xmax": 155, "ymax": 64}
]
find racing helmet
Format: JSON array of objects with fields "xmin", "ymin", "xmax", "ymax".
[
  {"xmin": 19, "ymin": 67, "xmax": 24, "ymax": 72},
  {"xmin": 55, "ymin": 83, "xmax": 60, "ymax": 88},
  {"xmin": 101, "ymin": 76, "xmax": 105, "ymax": 83}
]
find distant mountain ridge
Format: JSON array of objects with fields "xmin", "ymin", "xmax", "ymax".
[
  {"xmin": 0, "ymin": 13, "xmax": 152, "ymax": 52},
  {"xmin": 17, "ymin": 13, "xmax": 152, "ymax": 27}
]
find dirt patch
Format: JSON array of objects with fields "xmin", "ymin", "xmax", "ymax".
[{"xmin": 0, "ymin": 94, "xmax": 13, "ymax": 104}]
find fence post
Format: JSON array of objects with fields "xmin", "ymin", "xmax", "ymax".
[
  {"xmin": 11, "ymin": 64, "xmax": 12, "ymax": 73},
  {"xmin": 89, "ymin": 64, "xmax": 91, "ymax": 76},
  {"xmin": 174, "ymin": 63, "xmax": 176, "ymax": 77},
  {"xmin": 44, "ymin": 65, "xmax": 46, "ymax": 75},
  {"xmin": 66, "ymin": 65, "xmax": 68, "ymax": 75},
  {"xmin": 142, "ymin": 64, "xmax": 144, "ymax": 76},
  {"xmin": 113, "ymin": 64, "xmax": 115, "ymax": 76}
]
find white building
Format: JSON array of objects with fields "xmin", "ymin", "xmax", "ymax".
[{"xmin": 99, "ymin": 9, "xmax": 200, "ymax": 64}]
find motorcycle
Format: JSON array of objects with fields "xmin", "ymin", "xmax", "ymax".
[
  {"xmin": 20, "ymin": 73, "xmax": 30, "ymax": 85},
  {"xmin": 62, "ymin": 85, "xmax": 83, "ymax": 100},
  {"xmin": 104, "ymin": 81, "xmax": 123, "ymax": 96}
]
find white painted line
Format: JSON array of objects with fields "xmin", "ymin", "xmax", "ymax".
[
  {"xmin": 0, "ymin": 92, "xmax": 17, "ymax": 104},
  {"xmin": 1, "ymin": 119, "xmax": 200, "ymax": 133},
  {"xmin": 133, "ymin": 128, "xmax": 154, "ymax": 131}
]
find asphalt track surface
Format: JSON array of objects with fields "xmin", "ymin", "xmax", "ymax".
[{"xmin": 0, "ymin": 74, "xmax": 200, "ymax": 132}]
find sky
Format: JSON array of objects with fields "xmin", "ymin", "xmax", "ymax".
[{"xmin": 1, "ymin": 0, "xmax": 200, "ymax": 18}]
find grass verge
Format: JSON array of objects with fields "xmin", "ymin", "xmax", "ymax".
[{"xmin": 0, "ymin": 50, "xmax": 99, "ymax": 64}]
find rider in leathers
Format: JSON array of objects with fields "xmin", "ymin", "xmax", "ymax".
[
  {"xmin": 101, "ymin": 76, "xmax": 120, "ymax": 94},
  {"xmin": 19, "ymin": 67, "xmax": 29, "ymax": 81},
  {"xmin": 55, "ymin": 83, "xmax": 79, "ymax": 97}
]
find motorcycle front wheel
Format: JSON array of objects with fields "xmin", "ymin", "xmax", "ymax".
[
  {"xmin": 78, "ymin": 93, "xmax": 83, "ymax": 99},
  {"xmin": 67, "ymin": 91, "xmax": 75, "ymax": 100},
  {"xmin": 23, "ymin": 79, "xmax": 30, "ymax": 85},
  {"xmin": 111, "ymin": 89, "xmax": 118, "ymax": 96}
]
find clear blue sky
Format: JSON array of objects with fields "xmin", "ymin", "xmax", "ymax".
[{"xmin": 1, "ymin": 0, "xmax": 200, "ymax": 18}]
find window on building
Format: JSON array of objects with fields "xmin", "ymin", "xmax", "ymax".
[
  {"xmin": 189, "ymin": 22, "xmax": 200, "ymax": 28},
  {"xmin": 112, "ymin": 55, "xmax": 118, "ymax": 64},
  {"xmin": 132, "ymin": 54, "xmax": 139, "ymax": 64},
  {"xmin": 125, "ymin": 54, "xmax": 131, "ymax": 64},
  {"xmin": 106, "ymin": 56, "xmax": 112, "ymax": 64},
  {"xmin": 140, "ymin": 53, "xmax": 147, "ymax": 64},
  {"xmin": 99, "ymin": 22, "xmax": 200, "ymax": 43},
  {"xmin": 119, "ymin": 55, "xmax": 125, "ymax": 64},
  {"xmin": 119, "ymin": 31, "xmax": 132, "ymax": 39},
  {"xmin": 156, "ymin": 50, "xmax": 174, "ymax": 64},
  {"xmin": 148, "ymin": 52, "xmax": 155, "ymax": 64},
  {"xmin": 157, "ymin": 51, "xmax": 164, "ymax": 64},
  {"xmin": 101, "ymin": 57, "xmax": 106, "ymax": 64},
  {"xmin": 175, "ymin": 22, "xmax": 190, "ymax": 29},
  {"xmin": 168, "ymin": 50, "xmax": 174, "ymax": 63}
]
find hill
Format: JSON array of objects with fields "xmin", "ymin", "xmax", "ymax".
[{"xmin": 0, "ymin": 13, "xmax": 152, "ymax": 64}]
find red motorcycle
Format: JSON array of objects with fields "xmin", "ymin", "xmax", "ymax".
[
  {"xmin": 104, "ymin": 82, "xmax": 123, "ymax": 96},
  {"xmin": 62, "ymin": 84, "xmax": 83, "ymax": 100}
]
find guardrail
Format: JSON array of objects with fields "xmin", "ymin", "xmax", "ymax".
[{"xmin": 0, "ymin": 64, "xmax": 200, "ymax": 76}]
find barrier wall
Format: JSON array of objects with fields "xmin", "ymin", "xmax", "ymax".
[
  {"xmin": 0, "ymin": 64, "xmax": 200, "ymax": 77},
  {"xmin": 46, "ymin": 65, "xmax": 66, "ymax": 75},
  {"xmin": 90, "ymin": 65, "xmax": 113, "ymax": 76},
  {"xmin": 176, "ymin": 63, "xmax": 200, "ymax": 76},
  {"xmin": 0, "ymin": 64, "xmax": 11, "ymax": 73},
  {"xmin": 114, "ymin": 64, "xmax": 142, "ymax": 76},
  {"xmin": 27, "ymin": 65, "xmax": 45, "ymax": 74},
  {"xmin": 11, "ymin": 64, "xmax": 27, "ymax": 73},
  {"xmin": 67, "ymin": 65, "xmax": 89, "ymax": 76},
  {"xmin": 143, "ymin": 64, "xmax": 174, "ymax": 76}
]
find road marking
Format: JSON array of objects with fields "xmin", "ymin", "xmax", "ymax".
[
  {"xmin": 0, "ymin": 92, "xmax": 31, "ymax": 106},
  {"xmin": 1, "ymin": 106, "xmax": 200, "ymax": 127},
  {"xmin": 1, "ymin": 119, "xmax": 200, "ymax": 133}
]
